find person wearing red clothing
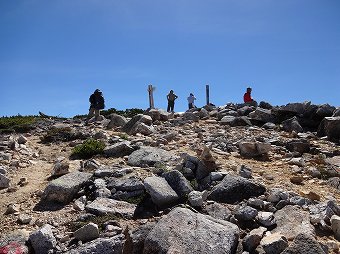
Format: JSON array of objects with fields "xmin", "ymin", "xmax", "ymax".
[{"xmin": 243, "ymin": 87, "xmax": 258, "ymax": 107}]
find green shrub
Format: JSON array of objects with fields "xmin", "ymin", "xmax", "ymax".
[
  {"xmin": 0, "ymin": 115, "xmax": 39, "ymax": 133},
  {"xmin": 66, "ymin": 214, "xmax": 119, "ymax": 232},
  {"xmin": 71, "ymin": 139, "xmax": 105, "ymax": 159}
]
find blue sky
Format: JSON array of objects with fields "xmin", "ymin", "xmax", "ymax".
[{"xmin": 1, "ymin": 0, "xmax": 339, "ymax": 117}]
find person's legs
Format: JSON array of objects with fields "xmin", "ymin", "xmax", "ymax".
[
  {"xmin": 189, "ymin": 103, "xmax": 193, "ymax": 109},
  {"xmin": 86, "ymin": 108, "xmax": 95, "ymax": 123},
  {"xmin": 94, "ymin": 109, "xmax": 100, "ymax": 120},
  {"xmin": 167, "ymin": 101, "xmax": 171, "ymax": 112},
  {"xmin": 170, "ymin": 101, "xmax": 174, "ymax": 112}
]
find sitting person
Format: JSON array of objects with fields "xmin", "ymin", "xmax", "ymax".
[{"xmin": 243, "ymin": 87, "xmax": 258, "ymax": 107}]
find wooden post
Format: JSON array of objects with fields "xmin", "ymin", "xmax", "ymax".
[
  {"xmin": 148, "ymin": 84, "xmax": 155, "ymax": 109},
  {"xmin": 206, "ymin": 84, "xmax": 210, "ymax": 105}
]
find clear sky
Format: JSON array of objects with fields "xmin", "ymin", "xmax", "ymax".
[{"xmin": 1, "ymin": 0, "xmax": 339, "ymax": 117}]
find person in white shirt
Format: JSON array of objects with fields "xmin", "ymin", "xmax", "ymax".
[{"xmin": 187, "ymin": 93, "xmax": 196, "ymax": 109}]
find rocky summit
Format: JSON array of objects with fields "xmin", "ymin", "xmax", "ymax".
[{"xmin": 0, "ymin": 101, "xmax": 339, "ymax": 254}]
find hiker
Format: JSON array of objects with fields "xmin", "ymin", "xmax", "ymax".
[
  {"xmin": 243, "ymin": 87, "xmax": 258, "ymax": 107},
  {"xmin": 167, "ymin": 90, "xmax": 178, "ymax": 113},
  {"xmin": 187, "ymin": 93, "xmax": 196, "ymax": 109},
  {"xmin": 86, "ymin": 89, "xmax": 105, "ymax": 123}
]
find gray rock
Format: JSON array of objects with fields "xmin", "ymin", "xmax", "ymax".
[
  {"xmin": 123, "ymin": 114, "xmax": 152, "ymax": 134},
  {"xmin": 29, "ymin": 224, "xmax": 56, "ymax": 254},
  {"xmin": 208, "ymin": 174, "xmax": 266, "ymax": 203},
  {"xmin": 66, "ymin": 234, "xmax": 124, "ymax": 254},
  {"xmin": 181, "ymin": 155, "xmax": 212, "ymax": 181},
  {"xmin": 188, "ymin": 191, "xmax": 204, "ymax": 207},
  {"xmin": 204, "ymin": 202, "xmax": 232, "ymax": 221},
  {"xmin": 333, "ymin": 107, "xmax": 340, "ymax": 117},
  {"xmin": 128, "ymin": 147, "xmax": 176, "ymax": 167},
  {"xmin": 260, "ymin": 233, "xmax": 288, "ymax": 254},
  {"xmin": 123, "ymin": 222, "xmax": 155, "ymax": 254},
  {"xmin": 317, "ymin": 116, "xmax": 340, "ymax": 142},
  {"xmin": 162, "ymin": 170, "xmax": 193, "ymax": 199},
  {"xmin": 307, "ymin": 167, "xmax": 321, "ymax": 178},
  {"xmin": 286, "ymin": 139, "xmax": 310, "ymax": 154},
  {"xmin": 73, "ymin": 195, "xmax": 87, "ymax": 211},
  {"xmin": 42, "ymin": 171, "xmax": 92, "ymax": 203},
  {"xmin": 85, "ymin": 197, "xmax": 136, "ymax": 218},
  {"xmin": 143, "ymin": 207, "xmax": 239, "ymax": 254},
  {"xmin": 104, "ymin": 142, "xmax": 135, "ymax": 157},
  {"xmin": 238, "ymin": 165, "xmax": 252, "ymax": 178},
  {"xmin": 249, "ymin": 108, "xmax": 274, "ymax": 123},
  {"xmin": 107, "ymin": 176, "xmax": 144, "ymax": 192},
  {"xmin": 234, "ymin": 205, "xmax": 258, "ymax": 221},
  {"xmin": 0, "ymin": 165, "xmax": 7, "ymax": 175},
  {"xmin": 145, "ymin": 108, "xmax": 161, "ymax": 121},
  {"xmin": 144, "ymin": 176, "xmax": 179, "ymax": 208},
  {"xmin": 51, "ymin": 160, "xmax": 70, "ymax": 176},
  {"xmin": 131, "ymin": 122, "xmax": 155, "ymax": 135},
  {"xmin": 220, "ymin": 116, "xmax": 252, "ymax": 127},
  {"xmin": 309, "ymin": 200, "xmax": 340, "ymax": 227},
  {"xmin": 330, "ymin": 215, "xmax": 340, "ymax": 240},
  {"xmin": 263, "ymin": 122, "xmax": 276, "ymax": 129},
  {"xmin": 282, "ymin": 116, "xmax": 304, "ymax": 133},
  {"xmin": 199, "ymin": 108, "xmax": 210, "ymax": 119},
  {"xmin": 183, "ymin": 111, "xmax": 199, "ymax": 121},
  {"xmin": 73, "ymin": 222, "xmax": 99, "ymax": 242},
  {"xmin": 257, "ymin": 211, "xmax": 276, "ymax": 227},
  {"xmin": 107, "ymin": 113, "xmax": 128, "ymax": 128},
  {"xmin": 0, "ymin": 230, "xmax": 29, "ymax": 254},
  {"xmin": 0, "ymin": 173, "xmax": 10, "ymax": 188},
  {"xmin": 278, "ymin": 102, "xmax": 310, "ymax": 115},
  {"xmin": 18, "ymin": 214, "xmax": 32, "ymax": 224},
  {"xmin": 94, "ymin": 187, "xmax": 112, "ymax": 198},
  {"xmin": 239, "ymin": 142, "xmax": 272, "ymax": 157},
  {"xmin": 327, "ymin": 177, "xmax": 340, "ymax": 191},
  {"xmin": 281, "ymin": 233, "xmax": 326, "ymax": 254},
  {"xmin": 242, "ymin": 227, "xmax": 267, "ymax": 252},
  {"xmin": 272, "ymin": 205, "xmax": 315, "ymax": 240},
  {"xmin": 316, "ymin": 104, "xmax": 335, "ymax": 117},
  {"xmin": 17, "ymin": 135, "xmax": 28, "ymax": 144},
  {"xmin": 267, "ymin": 188, "xmax": 289, "ymax": 203}
]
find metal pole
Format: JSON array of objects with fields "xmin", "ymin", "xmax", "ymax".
[
  {"xmin": 148, "ymin": 84, "xmax": 155, "ymax": 109},
  {"xmin": 206, "ymin": 84, "xmax": 210, "ymax": 105}
]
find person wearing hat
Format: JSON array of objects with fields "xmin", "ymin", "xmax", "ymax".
[
  {"xmin": 167, "ymin": 90, "xmax": 178, "ymax": 113},
  {"xmin": 86, "ymin": 89, "xmax": 105, "ymax": 124},
  {"xmin": 187, "ymin": 93, "xmax": 196, "ymax": 109},
  {"xmin": 243, "ymin": 87, "xmax": 258, "ymax": 107}
]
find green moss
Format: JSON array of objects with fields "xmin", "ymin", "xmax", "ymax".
[
  {"xmin": 67, "ymin": 214, "xmax": 120, "ymax": 232},
  {"xmin": 0, "ymin": 115, "xmax": 39, "ymax": 133},
  {"xmin": 71, "ymin": 139, "xmax": 105, "ymax": 159}
]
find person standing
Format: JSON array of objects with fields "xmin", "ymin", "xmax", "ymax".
[
  {"xmin": 243, "ymin": 87, "xmax": 258, "ymax": 107},
  {"xmin": 86, "ymin": 89, "xmax": 105, "ymax": 124},
  {"xmin": 167, "ymin": 90, "xmax": 178, "ymax": 113},
  {"xmin": 187, "ymin": 93, "xmax": 196, "ymax": 109}
]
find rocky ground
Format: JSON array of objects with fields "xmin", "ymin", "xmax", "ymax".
[{"xmin": 0, "ymin": 101, "xmax": 339, "ymax": 254}]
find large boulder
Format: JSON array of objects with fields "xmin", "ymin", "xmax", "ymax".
[
  {"xmin": 317, "ymin": 116, "xmax": 340, "ymax": 142},
  {"xmin": 162, "ymin": 170, "xmax": 193, "ymax": 199},
  {"xmin": 85, "ymin": 197, "xmax": 136, "ymax": 218},
  {"xmin": 272, "ymin": 205, "xmax": 315, "ymax": 240},
  {"xmin": 122, "ymin": 114, "xmax": 152, "ymax": 134},
  {"xmin": 220, "ymin": 116, "xmax": 252, "ymax": 127},
  {"xmin": 208, "ymin": 174, "xmax": 266, "ymax": 203},
  {"xmin": 238, "ymin": 141, "xmax": 272, "ymax": 157},
  {"xmin": 143, "ymin": 176, "xmax": 179, "ymax": 208},
  {"xmin": 285, "ymin": 139, "xmax": 310, "ymax": 154},
  {"xmin": 29, "ymin": 224, "xmax": 56, "ymax": 254},
  {"xmin": 41, "ymin": 171, "xmax": 92, "ymax": 204},
  {"xmin": 143, "ymin": 207, "xmax": 239, "ymax": 254},
  {"xmin": 277, "ymin": 102, "xmax": 310, "ymax": 115},
  {"xmin": 73, "ymin": 223, "xmax": 99, "ymax": 242},
  {"xmin": 281, "ymin": 233, "xmax": 326, "ymax": 254},
  {"xmin": 315, "ymin": 104, "xmax": 335, "ymax": 118},
  {"xmin": 106, "ymin": 113, "xmax": 128, "ymax": 129},
  {"xmin": 103, "ymin": 142, "xmax": 135, "ymax": 157},
  {"xmin": 249, "ymin": 108, "xmax": 275, "ymax": 123},
  {"xmin": 282, "ymin": 116, "xmax": 304, "ymax": 133},
  {"xmin": 128, "ymin": 147, "xmax": 176, "ymax": 167}
]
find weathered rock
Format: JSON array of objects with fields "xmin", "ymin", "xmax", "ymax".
[
  {"xmin": 85, "ymin": 198, "xmax": 136, "ymax": 218},
  {"xmin": 188, "ymin": 191, "xmax": 204, "ymax": 207},
  {"xmin": 131, "ymin": 122, "xmax": 155, "ymax": 135},
  {"xmin": 29, "ymin": 224, "xmax": 56, "ymax": 254},
  {"xmin": 145, "ymin": 109, "xmax": 161, "ymax": 121},
  {"xmin": 330, "ymin": 215, "xmax": 340, "ymax": 240},
  {"xmin": 144, "ymin": 176, "xmax": 179, "ymax": 208},
  {"xmin": 0, "ymin": 173, "xmax": 10, "ymax": 188},
  {"xmin": 260, "ymin": 233, "xmax": 288, "ymax": 254},
  {"xmin": 162, "ymin": 170, "xmax": 193, "ymax": 199},
  {"xmin": 107, "ymin": 113, "xmax": 128, "ymax": 129},
  {"xmin": 17, "ymin": 135, "xmax": 27, "ymax": 144},
  {"xmin": 204, "ymin": 202, "xmax": 232, "ymax": 221},
  {"xmin": 242, "ymin": 227, "xmax": 267, "ymax": 252},
  {"xmin": 18, "ymin": 214, "xmax": 32, "ymax": 224},
  {"xmin": 74, "ymin": 222, "xmax": 99, "ymax": 242},
  {"xmin": 239, "ymin": 142, "xmax": 272, "ymax": 157},
  {"xmin": 208, "ymin": 174, "xmax": 266, "ymax": 203},
  {"xmin": 286, "ymin": 139, "xmax": 310, "ymax": 154},
  {"xmin": 249, "ymin": 108, "xmax": 274, "ymax": 123},
  {"xmin": 282, "ymin": 116, "xmax": 304, "ymax": 133},
  {"xmin": 272, "ymin": 205, "xmax": 315, "ymax": 240},
  {"xmin": 234, "ymin": 205, "xmax": 258, "ymax": 221},
  {"xmin": 257, "ymin": 211, "xmax": 276, "ymax": 227},
  {"xmin": 42, "ymin": 171, "xmax": 92, "ymax": 203},
  {"xmin": 66, "ymin": 234, "xmax": 124, "ymax": 254},
  {"xmin": 316, "ymin": 104, "xmax": 335, "ymax": 117},
  {"xmin": 183, "ymin": 111, "xmax": 199, "ymax": 121},
  {"xmin": 143, "ymin": 207, "xmax": 239, "ymax": 254},
  {"xmin": 123, "ymin": 114, "xmax": 152, "ymax": 134},
  {"xmin": 317, "ymin": 116, "xmax": 340, "ymax": 142},
  {"xmin": 123, "ymin": 223, "xmax": 155, "ymax": 254},
  {"xmin": 128, "ymin": 147, "xmax": 176, "ymax": 167},
  {"xmin": 104, "ymin": 142, "xmax": 135, "ymax": 157},
  {"xmin": 5, "ymin": 203, "xmax": 20, "ymax": 214},
  {"xmin": 0, "ymin": 230, "xmax": 29, "ymax": 254},
  {"xmin": 107, "ymin": 176, "xmax": 144, "ymax": 192},
  {"xmin": 220, "ymin": 116, "xmax": 252, "ymax": 127},
  {"xmin": 238, "ymin": 165, "xmax": 252, "ymax": 178},
  {"xmin": 51, "ymin": 160, "xmax": 70, "ymax": 176},
  {"xmin": 281, "ymin": 233, "xmax": 326, "ymax": 254},
  {"xmin": 266, "ymin": 188, "xmax": 289, "ymax": 203},
  {"xmin": 278, "ymin": 102, "xmax": 310, "ymax": 115},
  {"xmin": 327, "ymin": 177, "xmax": 340, "ymax": 191},
  {"xmin": 73, "ymin": 195, "xmax": 87, "ymax": 211}
]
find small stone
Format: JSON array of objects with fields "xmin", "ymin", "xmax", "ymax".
[
  {"xmin": 331, "ymin": 215, "xmax": 340, "ymax": 240},
  {"xmin": 17, "ymin": 135, "xmax": 28, "ymax": 144},
  {"xmin": 258, "ymin": 211, "xmax": 276, "ymax": 227},
  {"xmin": 5, "ymin": 203, "xmax": 20, "ymax": 214},
  {"xmin": 74, "ymin": 222, "xmax": 99, "ymax": 242},
  {"xmin": 18, "ymin": 214, "xmax": 32, "ymax": 224},
  {"xmin": 0, "ymin": 173, "xmax": 10, "ymax": 188},
  {"xmin": 260, "ymin": 233, "xmax": 288, "ymax": 254},
  {"xmin": 300, "ymin": 190, "xmax": 320, "ymax": 201},
  {"xmin": 188, "ymin": 191, "xmax": 204, "ymax": 207},
  {"xmin": 290, "ymin": 176, "xmax": 304, "ymax": 184}
]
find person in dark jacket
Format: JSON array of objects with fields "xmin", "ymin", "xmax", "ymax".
[
  {"xmin": 167, "ymin": 90, "xmax": 178, "ymax": 113},
  {"xmin": 86, "ymin": 89, "xmax": 105, "ymax": 123}
]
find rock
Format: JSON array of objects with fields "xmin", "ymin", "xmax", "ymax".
[
  {"xmin": 107, "ymin": 176, "xmax": 144, "ymax": 192},
  {"xmin": 278, "ymin": 102, "xmax": 310, "ymax": 115},
  {"xmin": 107, "ymin": 113, "xmax": 128, "ymax": 128},
  {"xmin": 0, "ymin": 165, "xmax": 7, "ymax": 175},
  {"xmin": 73, "ymin": 195, "xmax": 87, "ymax": 211},
  {"xmin": 188, "ymin": 191, "xmax": 204, "ymax": 207},
  {"xmin": 286, "ymin": 139, "xmax": 310, "ymax": 154},
  {"xmin": 0, "ymin": 230, "xmax": 29, "ymax": 254},
  {"xmin": 260, "ymin": 233, "xmax": 288, "ymax": 254},
  {"xmin": 123, "ymin": 223, "xmax": 155, "ymax": 254},
  {"xmin": 220, "ymin": 116, "xmax": 252, "ymax": 127},
  {"xmin": 143, "ymin": 207, "xmax": 239, "ymax": 254},
  {"xmin": 181, "ymin": 155, "xmax": 213, "ymax": 181},
  {"xmin": 144, "ymin": 176, "xmax": 179, "ymax": 208},
  {"xmin": 316, "ymin": 104, "xmax": 335, "ymax": 117},
  {"xmin": 290, "ymin": 176, "xmax": 304, "ymax": 184},
  {"xmin": 300, "ymin": 190, "xmax": 320, "ymax": 201},
  {"xmin": 18, "ymin": 214, "xmax": 32, "ymax": 224},
  {"xmin": 145, "ymin": 108, "xmax": 161, "ymax": 121},
  {"xmin": 281, "ymin": 233, "xmax": 326, "ymax": 254},
  {"xmin": 51, "ymin": 160, "xmax": 70, "ymax": 176},
  {"xmin": 257, "ymin": 211, "xmax": 276, "ymax": 227},
  {"xmin": 208, "ymin": 174, "xmax": 266, "ymax": 203},
  {"xmin": 204, "ymin": 202, "xmax": 232, "ymax": 221},
  {"xmin": 85, "ymin": 198, "xmax": 136, "ymax": 218},
  {"xmin": 162, "ymin": 170, "xmax": 193, "ymax": 199},
  {"xmin": 131, "ymin": 122, "xmax": 155, "ymax": 135},
  {"xmin": 263, "ymin": 122, "xmax": 276, "ymax": 129},
  {"xmin": 330, "ymin": 215, "xmax": 340, "ymax": 240},
  {"xmin": 17, "ymin": 135, "xmax": 27, "ymax": 144},
  {"xmin": 239, "ymin": 142, "xmax": 272, "ymax": 157},
  {"xmin": 66, "ymin": 234, "xmax": 124, "ymax": 254},
  {"xmin": 42, "ymin": 171, "xmax": 92, "ymax": 204},
  {"xmin": 249, "ymin": 108, "xmax": 274, "ymax": 123},
  {"xmin": 288, "ymin": 157, "xmax": 305, "ymax": 167},
  {"xmin": 29, "ymin": 224, "xmax": 56, "ymax": 254},
  {"xmin": 273, "ymin": 205, "xmax": 315, "ymax": 240},
  {"xmin": 73, "ymin": 223, "xmax": 99, "ymax": 242},
  {"xmin": 234, "ymin": 205, "xmax": 258, "ymax": 221},
  {"xmin": 327, "ymin": 177, "xmax": 340, "ymax": 191},
  {"xmin": 306, "ymin": 167, "xmax": 321, "ymax": 178},
  {"xmin": 267, "ymin": 188, "xmax": 289, "ymax": 203},
  {"xmin": 259, "ymin": 101, "xmax": 273, "ymax": 109},
  {"xmin": 5, "ymin": 203, "xmax": 20, "ymax": 214},
  {"xmin": 199, "ymin": 108, "xmax": 210, "ymax": 119},
  {"xmin": 123, "ymin": 114, "xmax": 152, "ymax": 134},
  {"xmin": 282, "ymin": 116, "xmax": 304, "ymax": 133},
  {"xmin": 238, "ymin": 165, "xmax": 252, "ymax": 178},
  {"xmin": 242, "ymin": 227, "xmax": 267, "ymax": 251},
  {"xmin": 128, "ymin": 146, "xmax": 176, "ymax": 167},
  {"xmin": 104, "ymin": 142, "xmax": 135, "ymax": 157},
  {"xmin": 333, "ymin": 107, "xmax": 340, "ymax": 117},
  {"xmin": 183, "ymin": 111, "xmax": 199, "ymax": 121},
  {"xmin": 317, "ymin": 116, "xmax": 340, "ymax": 142},
  {"xmin": 0, "ymin": 173, "xmax": 10, "ymax": 188}
]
